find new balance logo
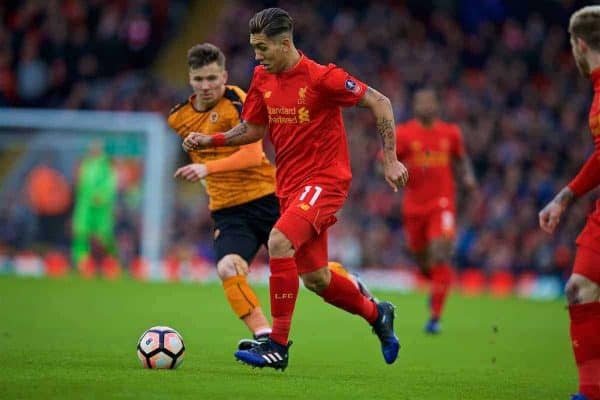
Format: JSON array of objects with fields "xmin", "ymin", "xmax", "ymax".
[{"xmin": 262, "ymin": 352, "xmax": 283, "ymax": 364}]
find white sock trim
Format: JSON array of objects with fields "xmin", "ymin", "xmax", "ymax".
[{"xmin": 254, "ymin": 327, "xmax": 272, "ymax": 337}]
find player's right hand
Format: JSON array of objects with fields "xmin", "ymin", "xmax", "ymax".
[
  {"xmin": 538, "ymin": 200, "xmax": 564, "ymax": 234},
  {"xmin": 383, "ymin": 160, "xmax": 409, "ymax": 192},
  {"xmin": 182, "ymin": 132, "xmax": 212, "ymax": 151},
  {"xmin": 173, "ymin": 163, "xmax": 208, "ymax": 182}
]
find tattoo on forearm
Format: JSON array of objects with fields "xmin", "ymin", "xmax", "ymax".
[
  {"xmin": 554, "ymin": 187, "xmax": 575, "ymax": 208},
  {"xmin": 376, "ymin": 117, "xmax": 396, "ymax": 154},
  {"xmin": 357, "ymin": 87, "xmax": 388, "ymax": 108},
  {"xmin": 355, "ymin": 87, "xmax": 396, "ymax": 155},
  {"xmin": 225, "ymin": 122, "xmax": 248, "ymax": 144}
]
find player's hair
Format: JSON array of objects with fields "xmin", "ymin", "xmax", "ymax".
[
  {"xmin": 249, "ymin": 8, "xmax": 293, "ymax": 38},
  {"xmin": 414, "ymin": 87, "xmax": 438, "ymax": 97},
  {"xmin": 569, "ymin": 6, "xmax": 600, "ymax": 52},
  {"xmin": 187, "ymin": 43, "xmax": 225, "ymax": 70}
]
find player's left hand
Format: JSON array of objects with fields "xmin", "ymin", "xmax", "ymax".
[
  {"xmin": 538, "ymin": 200, "xmax": 564, "ymax": 234},
  {"xmin": 173, "ymin": 163, "xmax": 208, "ymax": 182},
  {"xmin": 463, "ymin": 175, "xmax": 482, "ymax": 202},
  {"xmin": 383, "ymin": 160, "xmax": 409, "ymax": 192},
  {"xmin": 183, "ymin": 132, "xmax": 212, "ymax": 151}
]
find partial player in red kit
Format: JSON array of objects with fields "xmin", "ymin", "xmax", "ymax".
[
  {"xmin": 396, "ymin": 89, "xmax": 477, "ymax": 334},
  {"xmin": 185, "ymin": 8, "xmax": 408, "ymax": 370},
  {"xmin": 538, "ymin": 6, "xmax": 600, "ymax": 400}
]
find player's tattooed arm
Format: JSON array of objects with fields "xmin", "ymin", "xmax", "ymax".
[
  {"xmin": 357, "ymin": 87, "xmax": 389, "ymax": 106},
  {"xmin": 223, "ymin": 122, "xmax": 266, "ymax": 145},
  {"xmin": 375, "ymin": 116, "xmax": 396, "ymax": 160},
  {"xmin": 357, "ymin": 87, "xmax": 396, "ymax": 160},
  {"xmin": 552, "ymin": 186, "xmax": 576, "ymax": 209},
  {"xmin": 539, "ymin": 186, "xmax": 575, "ymax": 234},
  {"xmin": 357, "ymin": 86, "xmax": 409, "ymax": 190}
]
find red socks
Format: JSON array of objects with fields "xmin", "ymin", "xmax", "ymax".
[
  {"xmin": 430, "ymin": 263, "xmax": 453, "ymax": 320},
  {"xmin": 269, "ymin": 257, "xmax": 299, "ymax": 346},
  {"xmin": 321, "ymin": 269, "xmax": 378, "ymax": 324},
  {"xmin": 569, "ymin": 302, "xmax": 600, "ymax": 400}
]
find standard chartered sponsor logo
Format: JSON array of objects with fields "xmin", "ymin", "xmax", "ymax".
[
  {"xmin": 267, "ymin": 105, "xmax": 310, "ymax": 124},
  {"xmin": 298, "ymin": 107, "xmax": 310, "ymax": 123}
]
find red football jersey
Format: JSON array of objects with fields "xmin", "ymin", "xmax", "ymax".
[
  {"xmin": 589, "ymin": 68, "xmax": 600, "ymax": 142},
  {"xmin": 242, "ymin": 54, "xmax": 367, "ymax": 198},
  {"xmin": 570, "ymin": 67, "xmax": 600, "ymax": 249},
  {"xmin": 396, "ymin": 119, "xmax": 465, "ymax": 215}
]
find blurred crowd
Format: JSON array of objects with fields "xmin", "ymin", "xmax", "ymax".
[
  {"xmin": 2, "ymin": 0, "xmax": 599, "ymax": 277},
  {"xmin": 0, "ymin": 0, "xmax": 186, "ymax": 110}
]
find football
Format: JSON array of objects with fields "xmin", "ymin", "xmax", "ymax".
[{"xmin": 136, "ymin": 326, "xmax": 185, "ymax": 369}]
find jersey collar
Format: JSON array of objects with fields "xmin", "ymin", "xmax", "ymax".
[
  {"xmin": 188, "ymin": 93, "xmax": 220, "ymax": 113},
  {"xmin": 278, "ymin": 51, "xmax": 305, "ymax": 77}
]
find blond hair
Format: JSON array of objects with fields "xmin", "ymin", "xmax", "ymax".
[{"xmin": 569, "ymin": 6, "xmax": 600, "ymax": 51}]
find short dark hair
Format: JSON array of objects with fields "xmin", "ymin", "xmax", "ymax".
[
  {"xmin": 249, "ymin": 8, "xmax": 293, "ymax": 38},
  {"xmin": 187, "ymin": 43, "xmax": 225, "ymax": 70},
  {"xmin": 569, "ymin": 6, "xmax": 600, "ymax": 52}
]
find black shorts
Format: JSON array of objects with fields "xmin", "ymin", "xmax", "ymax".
[{"xmin": 211, "ymin": 193, "xmax": 280, "ymax": 263}]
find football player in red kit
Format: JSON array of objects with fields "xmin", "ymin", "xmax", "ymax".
[
  {"xmin": 184, "ymin": 7, "xmax": 408, "ymax": 370},
  {"xmin": 396, "ymin": 89, "xmax": 477, "ymax": 334},
  {"xmin": 538, "ymin": 6, "xmax": 600, "ymax": 400}
]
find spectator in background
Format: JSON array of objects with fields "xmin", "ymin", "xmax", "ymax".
[
  {"xmin": 72, "ymin": 141, "xmax": 118, "ymax": 273},
  {"xmin": 25, "ymin": 152, "xmax": 72, "ymax": 250},
  {"xmin": 2, "ymin": 0, "xmax": 599, "ymax": 280}
]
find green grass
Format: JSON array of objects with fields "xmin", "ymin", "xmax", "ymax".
[{"xmin": 0, "ymin": 275, "xmax": 574, "ymax": 399}]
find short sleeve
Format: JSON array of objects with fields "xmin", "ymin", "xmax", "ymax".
[
  {"xmin": 167, "ymin": 112, "xmax": 177, "ymax": 130},
  {"xmin": 241, "ymin": 72, "xmax": 268, "ymax": 125},
  {"xmin": 317, "ymin": 65, "xmax": 368, "ymax": 107},
  {"xmin": 167, "ymin": 108, "xmax": 185, "ymax": 138}
]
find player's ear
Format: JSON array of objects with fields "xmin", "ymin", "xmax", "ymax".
[
  {"xmin": 222, "ymin": 69, "xmax": 228, "ymax": 84},
  {"xmin": 576, "ymin": 36, "xmax": 589, "ymax": 53},
  {"xmin": 280, "ymin": 36, "xmax": 291, "ymax": 52}
]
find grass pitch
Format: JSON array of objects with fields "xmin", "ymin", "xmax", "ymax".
[{"xmin": 0, "ymin": 275, "xmax": 573, "ymax": 399}]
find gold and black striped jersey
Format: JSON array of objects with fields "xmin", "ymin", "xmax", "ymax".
[{"xmin": 168, "ymin": 85, "xmax": 276, "ymax": 210}]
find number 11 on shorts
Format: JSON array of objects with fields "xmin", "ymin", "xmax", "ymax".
[{"xmin": 299, "ymin": 185, "xmax": 322, "ymax": 206}]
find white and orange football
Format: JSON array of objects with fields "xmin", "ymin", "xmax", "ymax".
[{"xmin": 137, "ymin": 326, "xmax": 185, "ymax": 369}]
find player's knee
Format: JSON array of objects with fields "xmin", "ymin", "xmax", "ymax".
[
  {"xmin": 430, "ymin": 252, "xmax": 449, "ymax": 265},
  {"xmin": 268, "ymin": 228, "xmax": 294, "ymax": 258},
  {"xmin": 216, "ymin": 254, "xmax": 248, "ymax": 280},
  {"xmin": 301, "ymin": 267, "xmax": 330, "ymax": 294},
  {"xmin": 413, "ymin": 251, "xmax": 430, "ymax": 272},
  {"xmin": 429, "ymin": 241, "xmax": 452, "ymax": 265}
]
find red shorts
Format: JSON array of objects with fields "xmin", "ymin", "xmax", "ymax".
[
  {"xmin": 573, "ymin": 245, "xmax": 600, "ymax": 284},
  {"xmin": 574, "ymin": 216, "xmax": 600, "ymax": 284},
  {"xmin": 275, "ymin": 183, "xmax": 348, "ymax": 274},
  {"xmin": 403, "ymin": 208, "xmax": 456, "ymax": 253}
]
